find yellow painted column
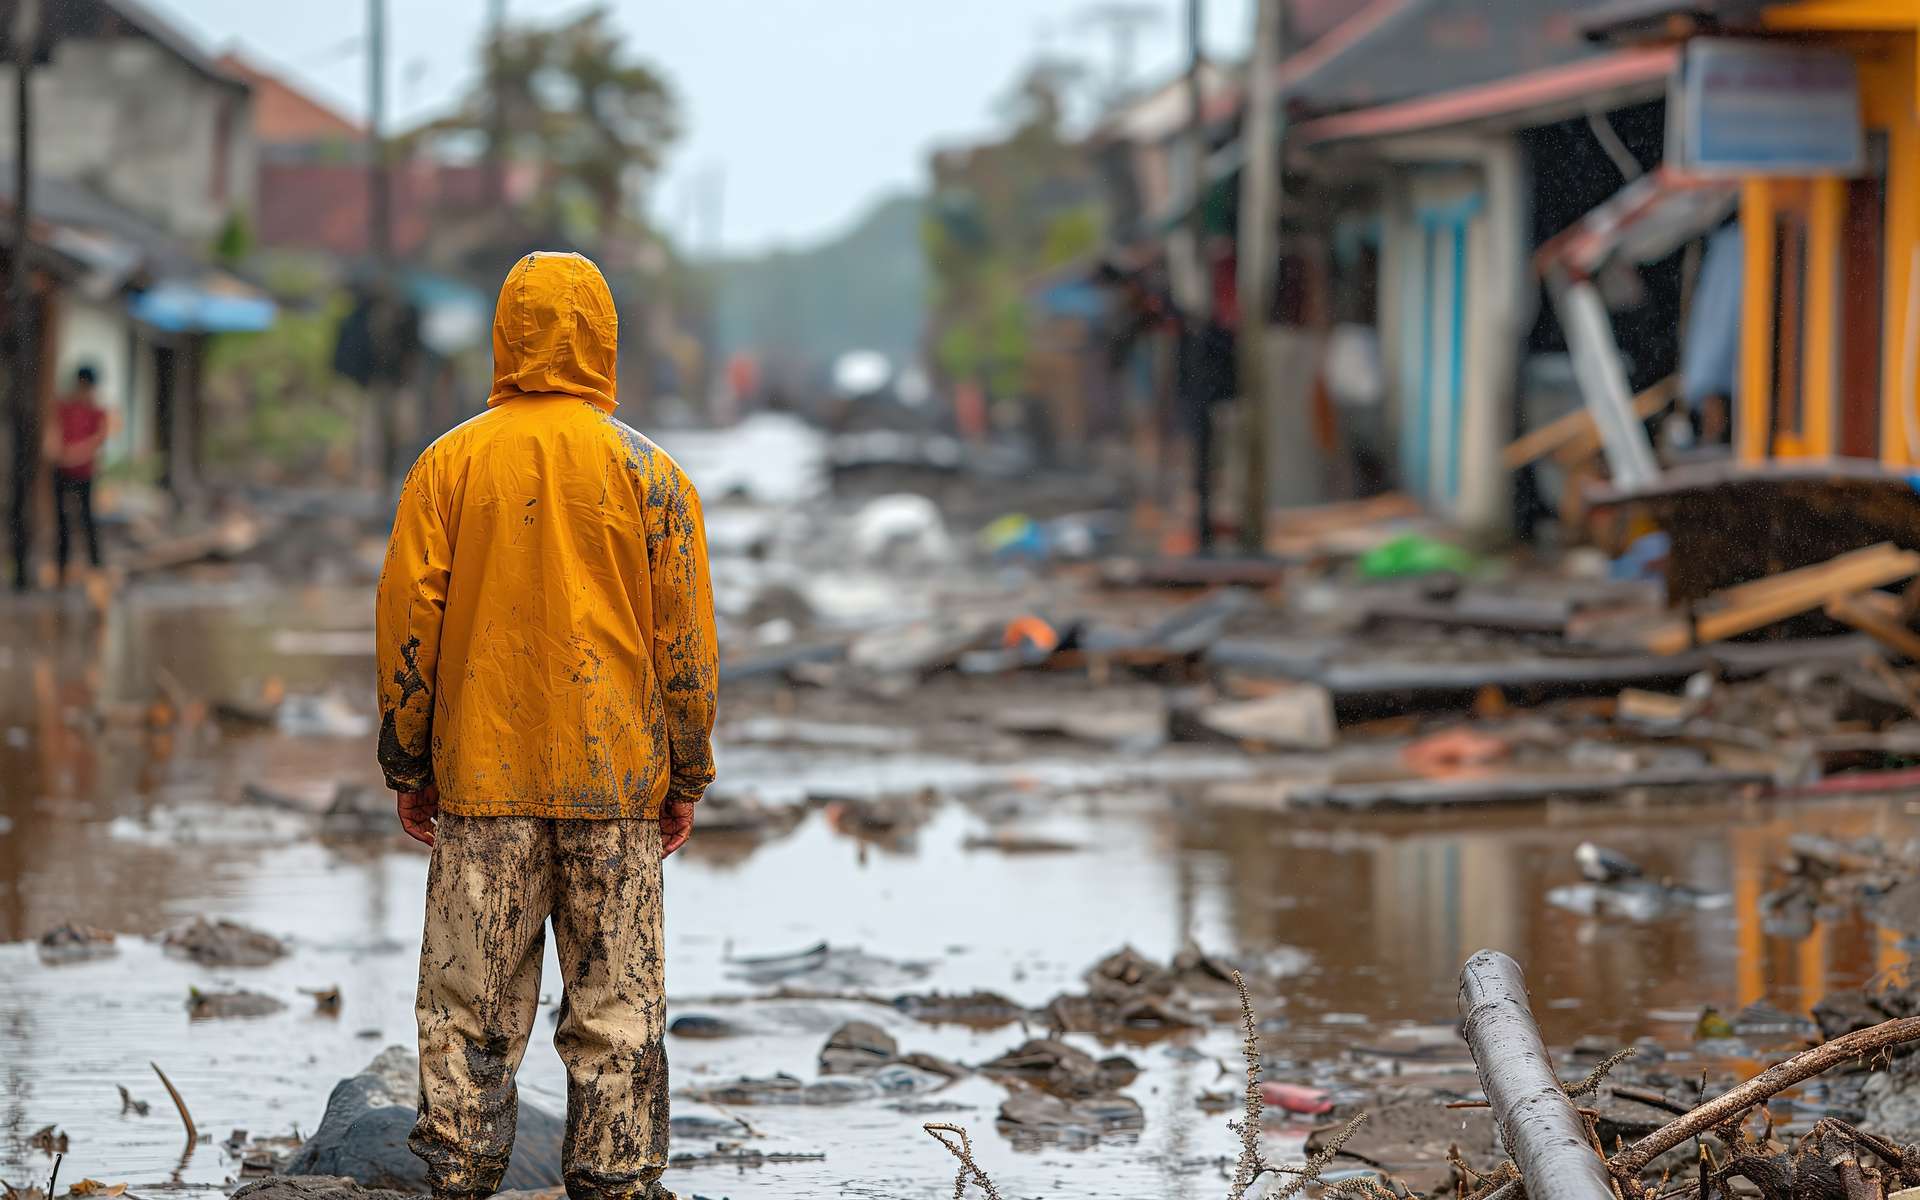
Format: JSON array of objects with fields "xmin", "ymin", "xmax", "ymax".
[
  {"xmin": 1739, "ymin": 179, "xmax": 1777, "ymax": 465},
  {"xmin": 1803, "ymin": 177, "xmax": 1843, "ymax": 458},
  {"xmin": 1881, "ymin": 55, "xmax": 1920, "ymax": 467}
]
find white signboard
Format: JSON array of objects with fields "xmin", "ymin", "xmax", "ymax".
[{"xmin": 1676, "ymin": 39, "xmax": 1864, "ymax": 176}]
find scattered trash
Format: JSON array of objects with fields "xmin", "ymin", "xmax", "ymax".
[
  {"xmin": 725, "ymin": 943, "xmax": 934, "ymax": 991},
  {"xmin": 27, "ymin": 1126, "xmax": 69, "ymax": 1155},
  {"xmin": 115, "ymin": 1086, "xmax": 149, "ymax": 1117},
  {"xmin": 36, "ymin": 923, "xmax": 117, "ymax": 965},
  {"xmin": 275, "ymin": 693, "xmax": 375, "ymax": 738},
  {"xmin": 302, "ymin": 986, "xmax": 343, "ymax": 1015},
  {"xmin": 186, "ymin": 988, "xmax": 287, "ymax": 1020}
]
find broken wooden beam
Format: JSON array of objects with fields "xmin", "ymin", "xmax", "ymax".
[
  {"xmin": 1502, "ymin": 377, "xmax": 1675, "ymax": 471},
  {"xmin": 1609, "ymin": 1015, "xmax": 1920, "ymax": 1179},
  {"xmin": 1294, "ymin": 764, "xmax": 1770, "ymax": 810},
  {"xmin": 1827, "ymin": 591, "xmax": 1920, "ymax": 662},
  {"xmin": 1637, "ymin": 543, "xmax": 1920, "ymax": 657},
  {"xmin": 1458, "ymin": 950, "xmax": 1616, "ymax": 1200}
]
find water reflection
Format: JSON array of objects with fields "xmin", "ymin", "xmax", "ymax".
[{"xmin": 0, "ymin": 585, "xmax": 1915, "ymax": 1196}]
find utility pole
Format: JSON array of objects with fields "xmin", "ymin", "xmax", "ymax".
[
  {"xmin": 1181, "ymin": 0, "xmax": 1215, "ymax": 553},
  {"xmin": 1236, "ymin": 0, "xmax": 1284, "ymax": 553},
  {"xmin": 1078, "ymin": 3, "xmax": 1160, "ymax": 105},
  {"xmin": 8, "ymin": 0, "xmax": 38, "ymax": 590},
  {"xmin": 367, "ymin": 0, "xmax": 390, "ymax": 264},
  {"xmin": 367, "ymin": 0, "xmax": 401, "ymax": 484},
  {"xmin": 487, "ymin": 0, "xmax": 507, "ymax": 206},
  {"xmin": 1180, "ymin": 0, "xmax": 1209, "ymax": 326}
]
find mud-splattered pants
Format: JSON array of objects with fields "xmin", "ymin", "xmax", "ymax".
[{"xmin": 411, "ymin": 814, "xmax": 669, "ymax": 1200}]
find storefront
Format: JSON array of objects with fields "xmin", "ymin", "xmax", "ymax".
[{"xmin": 1724, "ymin": 4, "xmax": 1920, "ymax": 466}]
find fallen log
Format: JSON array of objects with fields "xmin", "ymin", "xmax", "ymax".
[
  {"xmin": 1296, "ymin": 764, "xmax": 1771, "ymax": 810},
  {"xmin": 1609, "ymin": 1015, "xmax": 1920, "ymax": 1179},
  {"xmin": 1458, "ymin": 950, "xmax": 1615, "ymax": 1200}
]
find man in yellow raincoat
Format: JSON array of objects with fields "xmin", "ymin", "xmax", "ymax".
[{"xmin": 376, "ymin": 251, "xmax": 716, "ymax": 1200}]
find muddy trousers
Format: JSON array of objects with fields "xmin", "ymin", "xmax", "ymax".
[{"xmin": 411, "ymin": 814, "xmax": 669, "ymax": 1200}]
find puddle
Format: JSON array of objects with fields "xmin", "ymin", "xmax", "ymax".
[{"xmin": 1, "ymin": 586, "xmax": 1916, "ymax": 1196}]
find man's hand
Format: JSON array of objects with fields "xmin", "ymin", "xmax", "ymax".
[
  {"xmin": 397, "ymin": 785, "xmax": 439, "ymax": 847},
  {"xmin": 661, "ymin": 797, "xmax": 696, "ymax": 858}
]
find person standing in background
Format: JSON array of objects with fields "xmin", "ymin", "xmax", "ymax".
[{"xmin": 50, "ymin": 364, "xmax": 109, "ymax": 584}]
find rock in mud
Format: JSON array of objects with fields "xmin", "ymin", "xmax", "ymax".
[
  {"xmin": 320, "ymin": 785, "xmax": 392, "ymax": 838},
  {"xmin": 819, "ymin": 790, "xmax": 936, "ymax": 841},
  {"xmin": 890, "ymin": 989, "xmax": 1028, "ymax": 1026},
  {"xmin": 819, "ymin": 1020, "xmax": 899, "ymax": 1074},
  {"xmin": 188, "ymin": 988, "xmax": 288, "ymax": 1019},
  {"xmin": 668, "ymin": 1014, "xmax": 744, "ymax": 1040},
  {"xmin": 164, "ymin": 916, "xmax": 286, "ymax": 967},
  {"xmin": 692, "ymin": 792, "xmax": 805, "ymax": 836},
  {"xmin": 668, "ymin": 1114, "xmax": 752, "ymax": 1143},
  {"xmin": 996, "ymin": 1089, "xmax": 1144, "ymax": 1137},
  {"xmin": 36, "ymin": 922, "xmax": 117, "ymax": 964},
  {"xmin": 286, "ymin": 1049, "xmax": 563, "ymax": 1191},
  {"xmin": 685, "ymin": 1073, "xmax": 878, "ymax": 1107},
  {"xmin": 234, "ymin": 1177, "xmax": 421, "ymax": 1200},
  {"xmin": 980, "ymin": 1038, "xmax": 1138, "ymax": 1097}
]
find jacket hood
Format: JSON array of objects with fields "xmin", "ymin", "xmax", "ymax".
[{"xmin": 487, "ymin": 251, "xmax": 619, "ymax": 411}]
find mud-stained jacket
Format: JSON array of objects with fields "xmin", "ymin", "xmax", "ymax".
[{"xmin": 375, "ymin": 251, "xmax": 717, "ymax": 819}]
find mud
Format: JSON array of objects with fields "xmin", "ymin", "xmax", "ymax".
[{"xmin": 11, "ymin": 456, "xmax": 1920, "ymax": 1197}]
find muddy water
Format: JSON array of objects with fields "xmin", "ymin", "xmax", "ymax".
[{"xmin": 2, "ymin": 582, "xmax": 1917, "ymax": 1197}]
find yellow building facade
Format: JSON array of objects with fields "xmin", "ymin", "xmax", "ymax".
[{"xmin": 1738, "ymin": 2, "xmax": 1920, "ymax": 465}]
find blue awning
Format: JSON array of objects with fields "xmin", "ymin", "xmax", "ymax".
[{"xmin": 129, "ymin": 281, "xmax": 278, "ymax": 333}]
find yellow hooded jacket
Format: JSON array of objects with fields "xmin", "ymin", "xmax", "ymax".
[{"xmin": 375, "ymin": 252, "xmax": 717, "ymax": 819}]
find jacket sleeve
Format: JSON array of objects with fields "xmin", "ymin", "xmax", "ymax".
[
  {"xmin": 375, "ymin": 453, "xmax": 452, "ymax": 792},
  {"xmin": 648, "ymin": 462, "xmax": 719, "ymax": 806}
]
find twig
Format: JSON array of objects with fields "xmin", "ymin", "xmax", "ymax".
[
  {"xmin": 1267, "ymin": 1114, "xmax": 1371, "ymax": 1200},
  {"xmin": 1568, "ymin": 1048, "xmax": 1637, "ymax": 1100},
  {"xmin": 924, "ymin": 1124, "xmax": 1002, "ymax": 1200},
  {"xmin": 1611, "ymin": 1016, "xmax": 1920, "ymax": 1178},
  {"xmin": 46, "ymin": 1153, "xmax": 61, "ymax": 1200},
  {"xmin": 150, "ymin": 1061, "xmax": 197, "ymax": 1150},
  {"xmin": 1610, "ymin": 1085, "xmax": 1692, "ymax": 1118},
  {"xmin": 1229, "ymin": 970, "xmax": 1275, "ymax": 1199}
]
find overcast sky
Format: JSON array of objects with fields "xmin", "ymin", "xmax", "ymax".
[{"xmin": 150, "ymin": 0, "xmax": 1252, "ymax": 257}]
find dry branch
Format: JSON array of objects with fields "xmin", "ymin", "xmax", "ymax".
[
  {"xmin": 925, "ymin": 1123, "xmax": 1002, "ymax": 1200},
  {"xmin": 1610, "ymin": 1016, "xmax": 1920, "ymax": 1178},
  {"xmin": 1459, "ymin": 950, "xmax": 1617, "ymax": 1200},
  {"xmin": 150, "ymin": 1061, "xmax": 197, "ymax": 1150}
]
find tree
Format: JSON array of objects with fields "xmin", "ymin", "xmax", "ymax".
[{"xmin": 427, "ymin": 6, "xmax": 678, "ymax": 240}]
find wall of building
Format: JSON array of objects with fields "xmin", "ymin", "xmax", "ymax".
[
  {"xmin": 0, "ymin": 38, "xmax": 254, "ymax": 242},
  {"xmin": 53, "ymin": 295, "xmax": 158, "ymax": 468},
  {"xmin": 1736, "ymin": 25, "xmax": 1920, "ymax": 467}
]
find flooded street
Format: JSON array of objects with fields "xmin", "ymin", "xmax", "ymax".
[{"xmin": 4, "ymin": 552, "xmax": 1918, "ymax": 1196}]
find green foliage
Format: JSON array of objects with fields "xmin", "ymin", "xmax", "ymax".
[
  {"xmin": 427, "ymin": 4, "xmax": 678, "ymax": 237},
  {"xmin": 214, "ymin": 210, "xmax": 252, "ymax": 266},
  {"xmin": 203, "ymin": 292, "xmax": 358, "ymax": 474},
  {"xmin": 921, "ymin": 58, "xmax": 1099, "ymax": 399},
  {"xmin": 1042, "ymin": 206, "xmax": 1101, "ymax": 269}
]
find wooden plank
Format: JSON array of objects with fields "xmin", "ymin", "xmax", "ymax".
[
  {"xmin": 1827, "ymin": 591, "xmax": 1920, "ymax": 661},
  {"xmin": 1708, "ymin": 542, "xmax": 1905, "ymax": 613},
  {"xmin": 1639, "ymin": 545, "xmax": 1920, "ymax": 655},
  {"xmin": 1502, "ymin": 376, "xmax": 1675, "ymax": 471},
  {"xmin": 1295, "ymin": 764, "xmax": 1771, "ymax": 809}
]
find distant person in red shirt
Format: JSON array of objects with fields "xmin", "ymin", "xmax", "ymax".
[{"xmin": 51, "ymin": 364, "xmax": 108, "ymax": 581}]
